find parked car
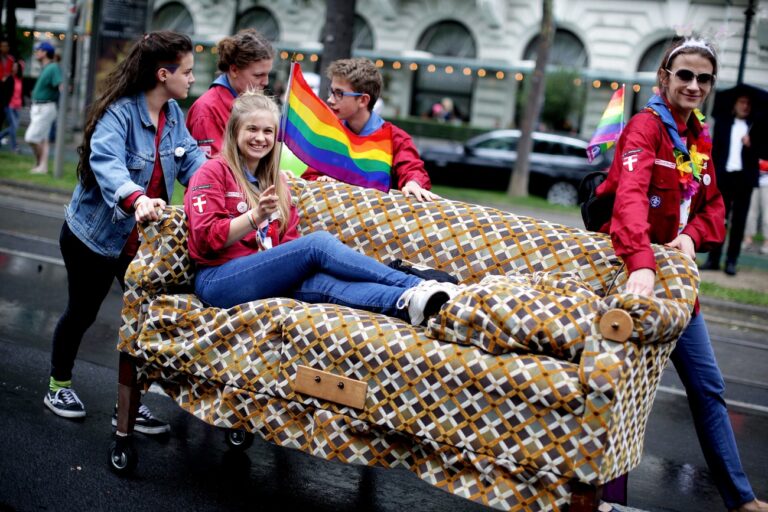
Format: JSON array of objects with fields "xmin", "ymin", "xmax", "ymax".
[{"xmin": 420, "ymin": 129, "xmax": 612, "ymax": 205}]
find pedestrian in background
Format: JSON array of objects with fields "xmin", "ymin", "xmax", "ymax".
[
  {"xmin": 0, "ymin": 36, "xmax": 16, "ymax": 131},
  {"xmin": 594, "ymin": 36, "xmax": 767, "ymax": 512},
  {"xmin": 301, "ymin": 57, "xmax": 438, "ymax": 201},
  {"xmin": 0, "ymin": 59, "xmax": 23, "ymax": 152},
  {"xmin": 43, "ymin": 31, "xmax": 205, "ymax": 435},
  {"xmin": 186, "ymin": 28, "xmax": 273, "ymax": 158},
  {"xmin": 24, "ymin": 40, "xmax": 60, "ymax": 175},
  {"xmin": 743, "ymin": 159, "xmax": 768, "ymax": 254},
  {"xmin": 703, "ymin": 93, "xmax": 765, "ymax": 275}
]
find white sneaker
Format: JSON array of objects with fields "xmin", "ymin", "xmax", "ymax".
[{"xmin": 397, "ymin": 280, "xmax": 460, "ymax": 326}]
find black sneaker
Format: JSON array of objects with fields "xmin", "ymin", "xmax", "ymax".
[
  {"xmin": 44, "ymin": 388, "xmax": 86, "ymax": 418},
  {"xmin": 112, "ymin": 403, "xmax": 170, "ymax": 435}
]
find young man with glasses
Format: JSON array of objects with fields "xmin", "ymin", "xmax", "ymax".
[{"xmin": 301, "ymin": 58, "xmax": 438, "ymax": 201}]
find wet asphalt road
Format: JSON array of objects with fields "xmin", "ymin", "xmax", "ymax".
[{"xmin": 0, "ymin": 189, "xmax": 766, "ymax": 512}]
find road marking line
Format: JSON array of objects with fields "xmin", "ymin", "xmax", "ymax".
[
  {"xmin": 0, "ymin": 247, "xmax": 64, "ymax": 266},
  {"xmin": 657, "ymin": 385, "xmax": 768, "ymax": 414}
]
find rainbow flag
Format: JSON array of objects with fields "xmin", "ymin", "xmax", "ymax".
[
  {"xmin": 278, "ymin": 62, "xmax": 393, "ymax": 192},
  {"xmin": 586, "ymin": 85, "xmax": 625, "ymax": 163}
]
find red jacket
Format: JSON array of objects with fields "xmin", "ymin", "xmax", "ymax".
[
  {"xmin": 186, "ymin": 85, "xmax": 235, "ymax": 158},
  {"xmin": 185, "ymin": 158, "xmax": 300, "ymax": 267},
  {"xmin": 302, "ymin": 122, "xmax": 432, "ymax": 191},
  {"xmin": 595, "ymin": 107, "xmax": 725, "ymax": 274}
]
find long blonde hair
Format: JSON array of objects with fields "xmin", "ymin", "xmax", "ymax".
[{"xmin": 220, "ymin": 91, "xmax": 291, "ymax": 233}]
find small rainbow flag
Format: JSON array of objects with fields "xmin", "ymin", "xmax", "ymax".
[
  {"xmin": 586, "ymin": 85, "xmax": 625, "ymax": 163},
  {"xmin": 278, "ymin": 62, "xmax": 393, "ymax": 192}
]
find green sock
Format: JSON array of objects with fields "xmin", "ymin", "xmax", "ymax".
[{"xmin": 49, "ymin": 377, "xmax": 72, "ymax": 392}]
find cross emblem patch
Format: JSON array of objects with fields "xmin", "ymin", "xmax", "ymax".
[
  {"xmin": 192, "ymin": 195, "xmax": 207, "ymax": 213},
  {"xmin": 623, "ymin": 155, "xmax": 638, "ymax": 171}
]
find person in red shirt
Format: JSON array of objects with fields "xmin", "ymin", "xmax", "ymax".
[
  {"xmin": 0, "ymin": 59, "xmax": 23, "ymax": 151},
  {"xmin": 185, "ymin": 91, "xmax": 459, "ymax": 326},
  {"xmin": 0, "ymin": 37, "xmax": 15, "ymax": 131},
  {"xmin": 594, "ymin": 37, "xmax": 767, "ymax": 512},
  {"xmin": 186, "ymin": 28, "xmax": 273, "ymax": 158},
  {"xmin": 301, "ymin": 58, "xmax": 437, "ymax": 201}
]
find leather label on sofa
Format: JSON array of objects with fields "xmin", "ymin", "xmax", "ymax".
[{"xmin": 294, "ymin": 365, "xmax": 368, "ymax": 410}]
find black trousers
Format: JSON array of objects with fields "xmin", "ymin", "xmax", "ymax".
[
  {"xmin": 50, "ymin": 222, "xmax": 133, "ymax": 382},
  {"xmin": 708, "ymin": 170, "xmax": 753, "ymax": 265}
]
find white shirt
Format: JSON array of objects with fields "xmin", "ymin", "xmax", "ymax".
[{"xmin": 725, "ymin": 118, "xmax": 749, "ymax": 172}]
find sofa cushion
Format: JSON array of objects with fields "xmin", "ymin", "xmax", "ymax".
[
  {"xmin": 428, "ymin": 273, "xmax": 599, "ymax": 361},
  {"xmin": 428, "ymin": 273, "xmax": 692, "ymax": 362}
]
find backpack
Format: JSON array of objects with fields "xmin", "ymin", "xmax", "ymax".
[{"xmin": 578, "ymin": 170, "xmax": 613, "ymax": 232}]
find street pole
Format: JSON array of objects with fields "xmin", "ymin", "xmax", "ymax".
[
  {"xmin": 737, "ymin": 0, "xmax": 756, "ymax": 85},
  {"xmin": 53, "ymin": 0, "xmax": 78, "ymax": 179}
]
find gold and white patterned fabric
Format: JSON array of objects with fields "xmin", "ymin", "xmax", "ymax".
[{"xmin": 119, "ymin": 179, "xmax": 698, "ymax": 511}]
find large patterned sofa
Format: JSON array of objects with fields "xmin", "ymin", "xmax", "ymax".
[{"xmin": 112, "ymin": 179, "xmax": 698, "ymax": 511}]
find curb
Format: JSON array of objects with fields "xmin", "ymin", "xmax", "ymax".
[{"xmin": 0, "ymin": 178, "xmax": 72, "ymax": 203}]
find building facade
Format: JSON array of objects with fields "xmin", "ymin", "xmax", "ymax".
[{"xmin": 27, "ymin": 0, "xmax": 768, "ymax": 137}]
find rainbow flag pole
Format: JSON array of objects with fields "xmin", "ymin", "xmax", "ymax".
[
  {"xmin": 277, "ymin": 61, "xmax": 394, "ymax": 191},
  {"xmin": 586, "ymin": 84, "xmax": 625, "ymax": 163}
]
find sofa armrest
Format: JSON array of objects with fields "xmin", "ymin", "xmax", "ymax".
[
  {"xmin": 572, "ymin": 294, "xmax": 689, "ymax": 484},
  {"xmin": 118, "ymin": 206, "xmax": 194, "ymax": 353}
]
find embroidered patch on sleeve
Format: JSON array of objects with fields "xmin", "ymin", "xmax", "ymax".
[
  {"xmin": 191, "ymin": 194, "xmax": 207, "ymax": 213},
  {"xmin": 622, "ymin": 154, "xmax": 639, "ymax": 172}
]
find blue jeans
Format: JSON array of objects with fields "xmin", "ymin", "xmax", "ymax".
[
  {"xmin": 195, "ymin": 231, "xmax": 421, "ymax": 320},
  {"xmin": 671, "ymin": 313, "xmax": 755, "ymax": 509},
  {"xmin": 0, "ymin": 106, "xmax": 19, "ymax": 149}
]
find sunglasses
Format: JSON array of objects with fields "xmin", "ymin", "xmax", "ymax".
[{"xmin": 666, "ymin": 68, "xmax": 715, "ymax": 85}]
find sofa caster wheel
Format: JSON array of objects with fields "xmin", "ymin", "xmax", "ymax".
[
  {"xmin": 225, "ymin": 429, "xmax": 254, "ymax": 450},
  {"xmin": 108, "ymin": 436, "xmax": 137, "ymax": 475}
]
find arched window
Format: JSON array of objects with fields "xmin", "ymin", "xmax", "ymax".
[
  {"xmin": 151, "ymin": 2, "xmax": 194, "ymax": 33},
  {"xmin": 353, "ymin": 15, "xmax": 374, "ymax": 50},
  {"xmin": 236, "ymin": 7, "xmax": 280, "ymax": 41},
  {"xmin": 411, "ymin": 21, "xmax": 476, "ymax": 120},
  {"xmin": 523, "ymin": 29, "xmax": 588, "ymax": 68}
]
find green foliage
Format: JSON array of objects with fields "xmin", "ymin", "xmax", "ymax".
[
  {"xmin": 385, "ymin": 117, "xmax": 485, "ymax": 142},
  {"xmin": 516, "ymin": 68, "xmax": 585, "ymax": 132},
  {"xmin": 700, "ymin": 282, "xmax": 768, "ymax": 307}
]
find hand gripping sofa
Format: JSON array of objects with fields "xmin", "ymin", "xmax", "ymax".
[{"xmin": 112, "ymin": 179, "xmax": 698, "ymax": 511}]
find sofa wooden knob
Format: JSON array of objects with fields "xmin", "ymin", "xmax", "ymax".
[{"xmin": 599, "ymin": 309, "xmax": 633, "ymax": 342}]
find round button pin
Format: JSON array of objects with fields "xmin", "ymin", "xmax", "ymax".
[
  {"xmin": 702, "ymin": 174, "xmax": 711, "ymax": 186},
  {"xmin": 237, "ymin": 201, "xmax": 248, "ymax": 213},
  {"xmin": 174, "ymin": 146, "xmax": 185, "ymax": 157}
]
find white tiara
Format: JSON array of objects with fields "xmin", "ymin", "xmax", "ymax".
[{"xmin": 667, "ymin": 38, "xmax": 715, "ymax": 62}]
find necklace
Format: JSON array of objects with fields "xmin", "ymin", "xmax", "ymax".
[{"xmin": 673, "ymin": 109, "xmax": 711, "ymax": 200}]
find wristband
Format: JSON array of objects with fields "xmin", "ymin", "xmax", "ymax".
[{"xmin": 247, "ymin": 210, "xmax": 258, "ymax": 230}]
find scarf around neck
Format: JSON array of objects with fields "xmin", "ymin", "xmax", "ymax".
[{"xmin": 644, "ymin": 94, "xmax": 690, "ymax": 158}]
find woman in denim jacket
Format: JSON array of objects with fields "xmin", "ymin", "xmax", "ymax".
[{"xmin": 43, "ymin": 31, "xmax": 205, "ymax": 433}]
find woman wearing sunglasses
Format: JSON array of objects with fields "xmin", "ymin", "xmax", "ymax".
[{"xmin": 593, "ymin": 37, "xmax": 767, "ymax": 512}]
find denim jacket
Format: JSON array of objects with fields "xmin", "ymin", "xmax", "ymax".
[{"xmin": 66, "ymin": 93, "xmax": 205, "ymax": 258}]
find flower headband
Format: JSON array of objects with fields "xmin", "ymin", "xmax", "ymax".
[{"xmin": 666, "ymin": 38, "xmax": 715, "ymax": 66}]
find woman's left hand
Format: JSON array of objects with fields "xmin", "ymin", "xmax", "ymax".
[
  {"xmin": 133, "ymin": 195, "xmax": 166, "ymax": 223},
  {"xmin": 665, "ymin": 233, "xmax": 695, "ymax": 260}
]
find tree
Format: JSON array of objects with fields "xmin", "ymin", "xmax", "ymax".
[
  {"xmin": 318, "ymin": 0, "xmax": 357, "ymax": 97},
  {"xmin": 507, "ymin": 0, "xmax": 554, "ymax": 198}
]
